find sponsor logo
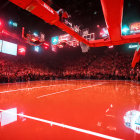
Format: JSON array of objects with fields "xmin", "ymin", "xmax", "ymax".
[{"xmin": 44, "ymin": 3, "xmax": 54, "ymax": 14}]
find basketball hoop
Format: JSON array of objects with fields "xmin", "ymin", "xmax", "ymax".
[
  {"xmin": 80, "ymin": 42, "xmax": 90, "ymax": 53},
  {"xmin": 80, "ymin": 31, "xmax": 95, "ymax": 53}
]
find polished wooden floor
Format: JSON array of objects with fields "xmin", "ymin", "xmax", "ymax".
[{"xmin": 0, "ymin": 80, "xmax": 140, "ymax": 140}]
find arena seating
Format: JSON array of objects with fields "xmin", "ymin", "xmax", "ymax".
[{"xmin": 0, "ymin": 47, "xmax": 139, "ymax": 83}]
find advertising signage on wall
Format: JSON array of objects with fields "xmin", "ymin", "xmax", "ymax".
[
  {"xmin": 2, "ymin": 41, "xmax": 17, "ymax": 56},
  {"xmin": 130, "ymin": 22, "xmax": 140, "ymax": 34},
  {"xmin": 0, "ymin": 39, "xmax": 26, "ymax": 56},
  {"xmin": 0, "ymin": 40, "xmax": 2, "ymax": 52}
]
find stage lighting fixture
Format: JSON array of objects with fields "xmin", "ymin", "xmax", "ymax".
[
  {"xmin": 129, "ymin": 44, "xmax": 138, "ymax": 49},
  {"xmin": 8, "ymin": 20, "xmax": 13, "ymax": 25},
  {"xmin": 122, "ymin": 25, "xmax": 129, "ymax": 35},
  {"xmin": 8, "ymin": 20, "xmax": 18, "ymax": 27},
  {"xmin": 33, "ymin": 32, "xmax": 38, "ymax": 36},
  {"xmin": 13, "ymin": 22, "xmax": 18, "ymax": 27},
  {"xmin": 109, "ymin": 45, "xmax": 114, "ymax": 49},
  {"xmin": 51, "ymin": 36, "xmax": 59, "ymax": 45},
  {"xmin": 34, "ymin": 46, "xmax": 40, "ymax": 52},
  {"xmin": 100, "ymin": 28, "xmax": 109, "ymax": 37}
]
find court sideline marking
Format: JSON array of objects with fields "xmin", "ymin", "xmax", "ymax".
[
  {"xmin": 0, "ymin": 84, "xmax": 74, "ymax": 94},
  {"xmin": 0, "ymin": 109, "xmax": 123, "ymax": 140},
  {"xmin": 74, "ymin": 84, "xmax": 103, "ymax": 90},
  {"xmin": 37, "ymin": 89, "xmax": 70, "ymax": 98},
  {"xmin": 37, "ymin": 83, "xmax": 104, "ymax": 99}
]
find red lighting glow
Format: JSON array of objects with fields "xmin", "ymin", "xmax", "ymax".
[
  {"xmin": 2, "ymin": 30, "xmax": 9, "ymax": 35},
  {"xmin": 43, "ymin": 42, "xmax": 49, "ymax": 49},
  {"xmin": 31, "ymin": 38, "xmax": 37, "ymax": 42}
]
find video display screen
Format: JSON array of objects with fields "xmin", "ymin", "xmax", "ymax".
[
  {"xmin": 0, "ymin": 40, "xmax": 2, "ymax": 52},
  {"xmin": 2, "ymin": 41, "xmax": 17, "ymax": 56}
]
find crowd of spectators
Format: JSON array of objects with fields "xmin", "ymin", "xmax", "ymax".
[
  {"xmin": 0, "ymin": 47, "xmax": 139, "ymax": 83},
  {"xmin": 61, "ymin": 51, "xmax": 135, "ymax": 80}
]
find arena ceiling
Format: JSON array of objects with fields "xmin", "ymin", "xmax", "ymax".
[{"xmin": 0, "ymin": 0, "xmax": 140, "ymax": 40}]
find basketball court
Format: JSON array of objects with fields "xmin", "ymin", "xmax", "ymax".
[{"xmin": 0, "ymin": 80, "xmax": 140, "ymax": 140}]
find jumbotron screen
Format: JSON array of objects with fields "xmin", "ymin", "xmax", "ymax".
[
  {"xmin": 0, "ymin": 40, "xmax": 2, "ymax": 52},
  {"xmin": 2, "ymin": 41, "xmax": 17, "ymax": 56}
]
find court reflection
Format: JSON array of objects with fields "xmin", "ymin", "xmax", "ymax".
[
  {"xmin": 0, "ymin": 108, "xmax": 26, "ymax": 127},
  {"xmin": 0, "ymin": 80, "xmax": 140, "ymax": 140},
  {"xmin": 124, "ymin": 110, "xmax": 140, "ymax": 134}
]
